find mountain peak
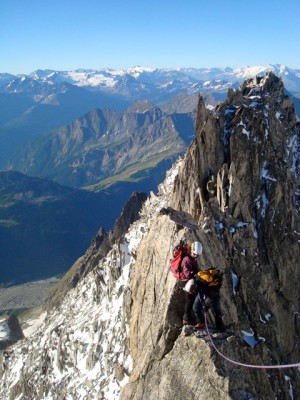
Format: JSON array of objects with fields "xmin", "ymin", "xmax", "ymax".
[
  {"xmin": 126, "ymin": 99, "xmax": 157, "ymax": 114},
  {"xmin": 236, "ymin": 71, "xmax": 285, "ymax": 99}
]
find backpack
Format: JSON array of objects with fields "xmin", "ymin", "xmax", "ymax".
[
  {"xmin": 196, "ymin": 268, "xmax": 222, "ymax": 288},
  {"xmin": 170, "ymin": 240, "xmax": 189, "ymax": 281}
]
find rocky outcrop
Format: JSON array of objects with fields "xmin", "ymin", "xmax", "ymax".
[
  {"xmin": 0, "ymin": 73, "xmax": 299, "ymax": 400},
  {"xmin": 121, "ymin": 73, "xmax": 300, "ymax": 399}
]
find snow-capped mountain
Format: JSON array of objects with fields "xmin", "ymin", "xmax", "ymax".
[
  {"xmin": 1, "ymin": 64, "xmax": 300, "ymax": 97},
  {"xmin": 180, "ymin": 64, "xmax": 300, "ymax": 92}
]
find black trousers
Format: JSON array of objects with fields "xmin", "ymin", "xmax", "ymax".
[
  {"xmin": 183, "ymin": 287, "xmax": 222, "ymax": 324},
  {"xmin": 193, "ymin": 288, "xmax": 222, "ymax": 324},
  {"xmin": 183, "ymin": 291, "xmax": 197, "ymax": 322}
]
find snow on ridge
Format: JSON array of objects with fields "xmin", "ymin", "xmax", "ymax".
[
  {"xmin": 260, "ymin": 161, "xmax": 276, "ymax": 182},
  {"xmin": 287, "ymin": 133, "xmax": 300, "ymax": 177},
  {"xmin": 127, "ymin": 66, "xmax": 155, "ymax": 78},
  {"xmin": 0, "ymin": 157, "xmax": 182, "ymax": 400},
  {"xmin": 0, "ymin": 319, "xmax": 10, "ymax": 340},
  {"xmin": 234, "ymin": 65, "xmax": 274, "ymax": 79},
  {"xmin": 60, "ymin": 67, "xmax": 155, "ymax": 87},
  {"xmin": 233, "ymin": 64, "xmax": 295, "ymax": 82},
  {"xmin": 4, "ymin": 64, "xmax": 298, "ymax": 93},
  {"xmin": 0, "ymin": 229, "xmax": 138, "ymax": 399},
  {"xmin": 64, "ymin": 70, "xmax": 117, "ymax": 87}
]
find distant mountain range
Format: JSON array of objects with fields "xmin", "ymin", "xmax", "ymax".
[
  {"xmin": 1, "ymin": 65, "xmax": 299, "ymax": 169},
  {"xmin": 0, "ymin": 82, "xmax": 129, "ymax": 168},
  {"xmin": 8, "ymin": 100, "xmax": 195, "ymax": 189},
  {"xmin": 1, "ymin": 64, "xmax": 300, "ymax": 95}
]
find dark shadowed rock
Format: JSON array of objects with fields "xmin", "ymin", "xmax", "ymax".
[{"xmin": 0, "ymin": 315, "xmax": 24, "ymax": 350}]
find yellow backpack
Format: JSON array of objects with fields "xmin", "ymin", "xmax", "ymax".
[{"xmin": 196, "ymin": 268, "xmax": 222, "ymax": 288}]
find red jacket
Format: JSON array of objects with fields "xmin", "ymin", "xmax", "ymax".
[{"xmin": 181, "ymin": 254, "xmax": 198, "ymax": 281}]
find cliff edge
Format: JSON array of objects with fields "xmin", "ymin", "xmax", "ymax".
[{"xmin": 121, "ymin": 73, "xmax": 300, "ymax": 399}]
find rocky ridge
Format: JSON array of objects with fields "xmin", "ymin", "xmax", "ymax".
[
  {"xmin": 0, "ymin": 157, "xmax": 180, "ymax": 399},
  {"xmin": 0, "ymin": 73, "xmax": 299, "ymax": 399},
  {"xmin": 122, "ymin": 72, "xmax": 300, "ymax": 399}
]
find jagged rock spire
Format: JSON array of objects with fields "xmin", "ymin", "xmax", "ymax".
[
  {"xmin": 124, "ymin": 72, "xmax": 300, "ymax": 399},
  {"xmin": 173, "ymin": 72, "xmax": 299, "ymax": 220}
]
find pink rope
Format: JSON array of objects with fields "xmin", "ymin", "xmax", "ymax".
[{"xmin": 204, "ymin": 313, "xmax": 300, "ymax": 369}]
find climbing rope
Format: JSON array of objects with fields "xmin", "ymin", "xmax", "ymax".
[{"xmin": 204, "ymin": 313, "xmax": 300, "ymax": 370}]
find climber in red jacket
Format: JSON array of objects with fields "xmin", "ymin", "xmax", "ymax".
[
  {"xmin": 182, "ymin": 241, "xmax": 225, "ymax": 331},
  {"xmin": 181, "ymin": 241, "xmax": 202, "ymax": 326}
]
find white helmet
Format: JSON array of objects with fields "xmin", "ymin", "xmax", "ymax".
[{"xmin": 191, "ymin": 241, "xmax": 202, "ymax": 255}]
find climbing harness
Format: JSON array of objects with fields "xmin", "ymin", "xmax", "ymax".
[{"xmin": 204, "ymin": 313, "xmax": 300, "ymax": 370}]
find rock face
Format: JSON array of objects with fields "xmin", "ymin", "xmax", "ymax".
[
  {"xmin": 0, "ymin": 73, "xmax": 299, "ymax": 400},
  {"xmin": 122, "ymin": 72, "xmax": 300, "ymax": 399}
]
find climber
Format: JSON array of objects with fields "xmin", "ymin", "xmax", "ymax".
[
  {"xmin": 181, "ymin": 241, "xmax": 203, "ymax": 326},
  {"xmin": 182, "ymin": 241, "xmax": 225, "ymax": 331},
  {"xmin": 192, "ymin": 277, "xmax": 225, "ymax": 331}
]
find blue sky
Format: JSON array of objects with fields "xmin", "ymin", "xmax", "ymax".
[{"xmin": 1, "ymin": 0, "xmax": 299, "ymax": 74}]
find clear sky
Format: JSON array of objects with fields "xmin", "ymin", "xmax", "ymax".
[{"xmin": 1, "ymin": 0, "xmax": 299, "ymax": 75}]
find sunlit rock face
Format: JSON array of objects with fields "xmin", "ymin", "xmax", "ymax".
[
  {"xmin": 0, "ymin": 73, "xmax": 299, "ymax": 400},
  {"xmin": 122, "ymin": 73, "xmax": 300, "ymax": 400}
]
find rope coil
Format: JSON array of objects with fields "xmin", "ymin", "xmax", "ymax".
[{"xmin": 204, "ymin": 313, "xmax": 300, "ymax": 370}]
